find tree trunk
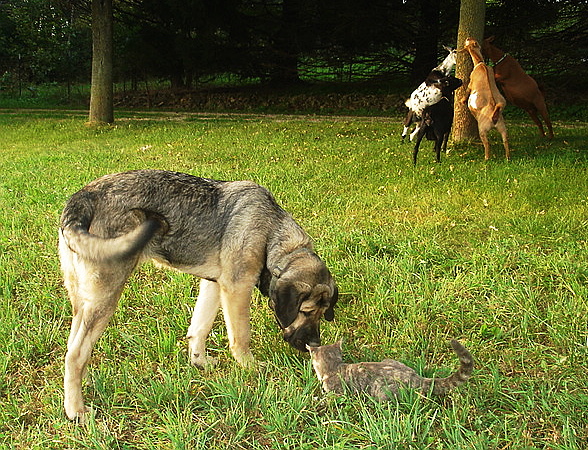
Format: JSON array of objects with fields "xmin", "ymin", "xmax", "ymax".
[
  {"xmin": 452, "ymin": 0, "xmax": 486, "ymax": 142},
  {"xmin": 88, "ymin": 0, "xmax": 114, "ymax": 125}
]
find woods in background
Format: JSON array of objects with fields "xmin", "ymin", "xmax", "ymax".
[{"xmin": 0, "ymin": 0, "xmax": 586, "ymax": 92}]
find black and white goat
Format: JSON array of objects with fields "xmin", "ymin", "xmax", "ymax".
[
  {"xmin": 412, "ymin": 75, "xmax": 462, "ymax": 165},
  {"xmin": 402, "ymin": 46, "xmax": 457, "ymax": 141}
]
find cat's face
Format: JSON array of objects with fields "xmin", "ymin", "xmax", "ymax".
[{"xmin": 307, "ymin": 341, "xmax": 343, "ymax": 377}]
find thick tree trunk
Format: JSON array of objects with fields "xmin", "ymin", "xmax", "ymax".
[
  {"xmin": 88, "ymin": 0, "xmax": 114, "ymax": 125},
  {"xmin": 452, "ymin": 0, "xmax": 486, "ymax": 142}
]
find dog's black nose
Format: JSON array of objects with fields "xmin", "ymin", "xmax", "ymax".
[
  {"xmin": 307, "ymin": 339, "xmax": 321, "ymax": 348},
  {"xmin": 283, "ymin": 324, "xmax": 321, "ymax": 352},
  {"xmin": 294, "ymin": 339, "xmax": 310, "ymax": 352},
  {"xmin": 288, "ymin": 338, "xmax": 320, "ymax": 353}
]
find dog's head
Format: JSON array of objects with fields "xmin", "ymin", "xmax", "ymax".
[{"xmin": 267, "ymin": 249, "xmax": 338, "ymax": 352}]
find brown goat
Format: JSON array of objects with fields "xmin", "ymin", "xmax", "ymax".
[
  {"xmin": 482, "ymin": 36, "xmax": 553, "ymax": 138},
  {"xmin": 462, "ymin": 38, "xmax": 511, "ymax": 161}
]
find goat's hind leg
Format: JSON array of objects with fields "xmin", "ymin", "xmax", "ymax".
[
  {"xmin": 402, "ymin": 110, "xmax": 414, "ymax": 140},
  {"xmin": 409, "ymin": 123, "xmax": 421, "ymax": 142},
  {"xmin": 495, "ymin": 117, "xmax": 511, "ymax": 160},
  {"xmin": 526, "ymin": 108, "xmax": 546, "ymax": 137},
  {"xmin": 444, "ymin": 130, "xmax": 452, "ymax": 155},
  {"xmin": 438, "ymin": 131, "xmax": 450, "ymax": 162},
  {"xmin": 540, "ymin": 107, "xmax": 554, "ymax": 139},
  {"xmin": 412, "ymin": 127, "xmax": 427, "ymax": 165},
  {"xmin": 534, "ymin": 100, "xmax": 554, "ymax": 138},
  {"xmin": 478, "ymin": 126, "xmax": 492, "ymax": 161}
]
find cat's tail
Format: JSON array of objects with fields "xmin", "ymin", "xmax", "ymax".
[{"xmin": 428, "ymin": 340, "xmax": 474, "ymax": 395}]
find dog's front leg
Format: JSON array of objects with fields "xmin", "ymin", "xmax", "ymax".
[
  {"xmin": 219, "ymin": 282, "xmax": 255, "ymax": 368},
  {"xmin": 186, "ymin": 279, "xmax": 221, "ymax": 368}
]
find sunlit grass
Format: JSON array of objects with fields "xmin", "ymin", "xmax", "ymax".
[{"xmin": 1, "ymin": 110, "xmax": 587, "ymax": 448}]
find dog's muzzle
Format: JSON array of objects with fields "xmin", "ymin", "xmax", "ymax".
[{"xmin": 282, "ymin": 323, "xmax": 321, "ymax": 352}]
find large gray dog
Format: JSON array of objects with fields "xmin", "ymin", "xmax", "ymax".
[{"xmin": 59, "ymin": 170, "xmax": 338, "ymax": 422}]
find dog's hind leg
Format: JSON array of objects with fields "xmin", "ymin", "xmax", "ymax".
[
  {"xmin": 186, "ymin": 279, "xmax": 221, "ymax": 368},
  {"xmin": 61, "ymin": 254, "xmax": 134, "ymax": 423}
]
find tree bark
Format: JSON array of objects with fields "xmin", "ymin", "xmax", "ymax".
[
  {"xmin": 88, "ymin": 0, "xmax": 114, "ymax": 125},
  {"xmin": 452, "ymin": 0, "xmax": 486, "ymax": 142}
]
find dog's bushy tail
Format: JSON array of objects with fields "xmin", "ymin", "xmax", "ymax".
[
  {"xmin": 61, "ymin": 219, "xmax": 161, "ymax": 262},
  {"xmin": 425, "ymin": 340, "xmax": 474, "ymax": 395}
]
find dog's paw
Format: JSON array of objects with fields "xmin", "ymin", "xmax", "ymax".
[
  {"xmin": 66, "ymin": 405, "xmax": 95, "ymax": 425},
  {"xmin": 234, "ymin": 352, "xmax": 256, "ymax": 369},
  {"xmin": 190, "ymin": 352, "xmax": 218, "ymax": 369}
]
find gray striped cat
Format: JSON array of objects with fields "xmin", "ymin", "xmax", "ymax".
[{"xmin": 307, "ymin": 340, "xmax": 473, "ymax": 401}]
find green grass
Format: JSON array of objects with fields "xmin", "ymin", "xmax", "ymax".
[{"xmin": 1, "ymin": 109, "xmax": 587, "ymax": 449}]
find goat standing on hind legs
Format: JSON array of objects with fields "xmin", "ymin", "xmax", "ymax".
[
  {"xmin": 412, "ymin": 75, "xmax": 463, "ymax": 165},
  {"xmin": 461, "ymin": 38, "xmax": 511, "ymax": 161},
  {"xmin": 402, "ymin": 46, "xmax": 457, "ymax": 141},
  {"xmin": 482, "ymin": 36, "xmax": 554, "ymax": 138}
]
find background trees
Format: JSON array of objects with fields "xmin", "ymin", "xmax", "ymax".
[
  {"xmin": 0, "ymin": 0, "xmax": 91, "ymax": 94},
  {"xmin": 89, "ymin": 0, "xmax": 114, "ymax": 124},
  {"xmin": 0, "ymin": 0, "xmax": 586, "ymax": 98}
]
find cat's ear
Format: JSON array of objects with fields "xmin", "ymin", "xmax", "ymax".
[
  {"xmin": 306, "ymin": 344, "xmax": 316, "ymax": 352},
  {"xmin": 335, "ymin": 340, "xmax": 343, "ymax": 349}
]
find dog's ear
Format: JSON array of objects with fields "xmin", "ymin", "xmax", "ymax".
[
  {"xmin": 272, "ymin": 279, "xmax": 311, "ymax": 328},
  {"xmin": 324, "ymin": 283, "xmax": 338, "ymax": 321}
]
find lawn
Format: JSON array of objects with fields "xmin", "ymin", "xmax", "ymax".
[{"xmin": 0, "ymin": 108, "xmax": 587, "ymax": 449}]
